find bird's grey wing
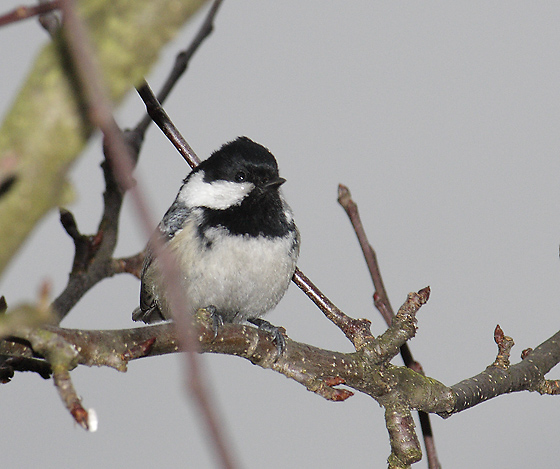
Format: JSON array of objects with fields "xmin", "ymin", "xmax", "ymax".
[
  {"xmin": 132, "ymin": 201, "xmax": 192, "ymax": 324},
  {"xmin": 132, "ymin": 244, "xmax": 165, "ymax": 323}
]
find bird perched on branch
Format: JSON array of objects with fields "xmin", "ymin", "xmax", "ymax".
[{"xmin": 133, "ymin": 136, "xmax": 300, "ymax": 353}]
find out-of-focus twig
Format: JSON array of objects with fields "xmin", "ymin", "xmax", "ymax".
[{"xmin": 52, "ymin": 2, "xmax": 238, "ymax": 467}]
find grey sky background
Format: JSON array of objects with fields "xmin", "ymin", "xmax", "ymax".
[{"xmin": 2, "ymin": 1, "xmax": 560, "ymax": 467}]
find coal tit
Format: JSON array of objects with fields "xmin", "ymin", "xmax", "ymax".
[{"xmin": 133, "ymin": 137, "xmax": 300, "ymax": 351}]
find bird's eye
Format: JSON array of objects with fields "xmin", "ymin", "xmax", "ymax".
[
  {"xmin": 235, "ymin": 171, "xmax": 246, "ymax": 182},
  {"xmin": 262, "ymin": 176, "xmax": 269, "ymax": 184}
]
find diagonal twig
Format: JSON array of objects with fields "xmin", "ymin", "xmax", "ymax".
[
  {"xmin": 292, "ymin": 267, "xmax": 374, "ymax": 350},
  {"xmin": 136, "ymin": 81, "xmax": 200, "ymax": 168}
]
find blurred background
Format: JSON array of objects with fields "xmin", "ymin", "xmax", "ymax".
[{"xmin": 2, "ymin": 1, "xmax": 560, "ymax": 467}]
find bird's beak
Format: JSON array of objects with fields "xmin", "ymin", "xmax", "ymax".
[{"xmin": 264, "ymin": 177, "xmax": 286, "ymax": 189}]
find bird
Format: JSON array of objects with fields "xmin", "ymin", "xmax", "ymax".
[{"xmin": 132, "ymin": 136, "xmax": 300, "ymax": 353}]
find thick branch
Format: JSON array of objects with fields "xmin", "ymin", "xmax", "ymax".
[
  {"xmin": 5, "ymin": 304, "xmax": 560, "ymax": 468},
  {"xmin": 1, "ymin": 289, "xmax": 452, "ymax": 420},
  {"xmin": 1, "ymin": 317, "xmax": 453, "ymax": 415}
]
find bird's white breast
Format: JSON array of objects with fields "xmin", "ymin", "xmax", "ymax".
[{"xmin": 166, "ymin": 215, "xmax": 298, "ymax": 322}]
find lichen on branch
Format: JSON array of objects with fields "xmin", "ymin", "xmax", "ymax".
[{"xmin": 0, "ymin": 0, "xmax": 208, "ymax": 275}]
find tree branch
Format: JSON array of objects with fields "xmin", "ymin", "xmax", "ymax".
[
  {"xmin": 0, "ymin": 0, "xmax": 60, "ymax": 27},
  {"xmin": 4, "ymin": 290, "xmax": 560, "ymax": 466},
  {"xmin": 1, "ymin": 294, "xmax": 450, "ymax": 412},
  {"xmin": 441, "ymin": 328, "xmax": 560, "ymax": 417},
  {"xmin": 7, "ymin": 304, "xmax": 560, "ymax": 421},
  {"xmin": 337, "ymin": 183, "xmax": 441, "ymax": 468}
]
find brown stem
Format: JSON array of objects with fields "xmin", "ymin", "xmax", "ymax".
[
  {"xmin": 338, "ymin": 184, "xmax": 394, "ymax": 320},
  {"xmin": 0, "ymin": 0, "xmax": 60, "ymax": 27},
  {"xmin": 292, "ymin": 267, "xmax": 374, "ymax": 350},
  {"xmin": 136, "ymin": 82, "xmax": 201, "ymax": 169}
]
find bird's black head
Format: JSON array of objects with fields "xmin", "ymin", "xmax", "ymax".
[
  {"xmin": 199, "ymin": 136, "xmax": 283, "ymax": 191},
  {"xmin": 181, "ymin": 137, "xmax": 292, "ymax": 238}
]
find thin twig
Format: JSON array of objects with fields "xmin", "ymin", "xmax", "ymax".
[
  {"xmin": 52, "ymin": 368, "xmax": 92, "ymax": 430},
  {"xmin": 292, "ymin": 268, "xmax": 374, "ymax": 350},
  {"xmin": 157, "ymin": 0, "xmax": 224, "ymax": 105},
  {"xmin": 136, "ymin": 82, "xmax": 201, "ymax": 168},
  {"xmin": 56, "ymin": 2, "xmax": 237, "ymax": 467},
  {"xmin": 0, "ymin": 0, "xmax": 60, "ymax": 27},
  {"xmin": 337, "ymin": 184, "xmax": 394, "ymax": 320}
]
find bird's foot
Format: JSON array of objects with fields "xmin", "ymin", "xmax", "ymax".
[
  {"xmin": 247, "ymin": 317, "xmax": 286, "ymax": 356},
  {"xmin": 197, "ymin": 305, "xmax": 224, "ymax": 339}
]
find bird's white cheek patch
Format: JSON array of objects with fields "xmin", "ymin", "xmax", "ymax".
[{"xmin": 178, "ymin": 171, "xmax": 254, "ymax": 210}]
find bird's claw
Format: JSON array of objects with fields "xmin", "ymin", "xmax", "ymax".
[
  {"xmin": 248, "ymin": 317, "xmax": 286, "ymax": 356},
  {"xmin": 203, "ymin": 305, "xmax": 223, "ymax": 339}
]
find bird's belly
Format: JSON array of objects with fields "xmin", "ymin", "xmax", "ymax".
[{"xmin": 170, "ymin": 224, "xmax": 297, "ymax": 322}]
